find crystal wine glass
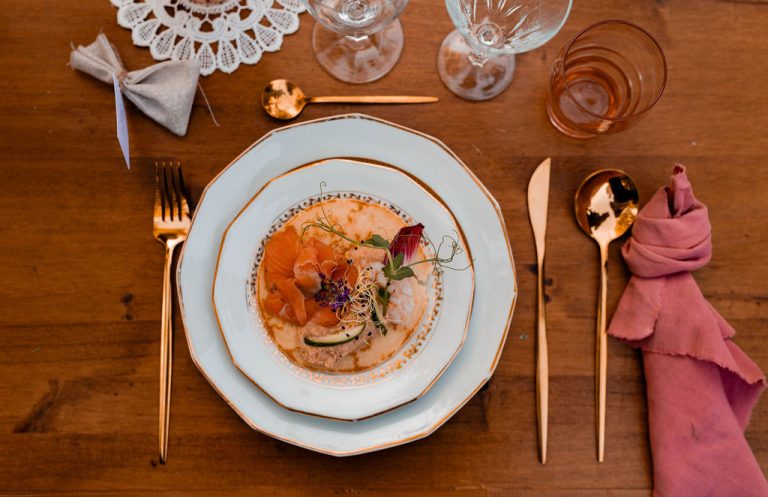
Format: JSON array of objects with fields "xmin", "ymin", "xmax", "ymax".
[
  {"xmin": 438, "ymin": 0, "xmax": 572, "ymax": 101},
  {"xmin": 303, "ymin": 0, "xmax": 409, "ymax": 84}
]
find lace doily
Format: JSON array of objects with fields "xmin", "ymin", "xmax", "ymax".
[{"xmin": 110, "ymin": 0, "xmax": 305, "ymax": 75}]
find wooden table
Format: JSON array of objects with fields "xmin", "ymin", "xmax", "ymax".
[{"xmin": 1, "ymin": 0, "xmax": 766, "ymax": 494}]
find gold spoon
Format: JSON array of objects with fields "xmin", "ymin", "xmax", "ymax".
[
  {"xmin": 574, "ymin": 170, "xmax": 639, "ymax": 463},
  {"xmin": 261, "ymin": 79, "xmax": 439, "ymax": 120}
]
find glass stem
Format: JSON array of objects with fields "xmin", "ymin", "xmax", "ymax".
[
  {"xmin": 344, "ymin": 33, "xmax": 371, "ymax": 47},
  {"xmin": 468, "ymin": 48, "xmax": 489, "ymax": 68}
]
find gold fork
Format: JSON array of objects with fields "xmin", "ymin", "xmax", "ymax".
[{"xmin": 153, "ymin": 162, "xmax": 191, "ymax": 464}]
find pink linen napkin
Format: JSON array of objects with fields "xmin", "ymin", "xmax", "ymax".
[{"xmin": 608, "ymin": 165, "xmax": 767, "ymax": 497}]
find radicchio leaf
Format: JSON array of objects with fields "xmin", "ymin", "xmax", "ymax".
[{"xmin": 386, "ymin": 223, "xmax": 424, "ymax": 265}]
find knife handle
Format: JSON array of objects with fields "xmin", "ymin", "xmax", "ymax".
[{"xmin": 536, "ymin": 256, "xmax": 549, "ymax": 464}]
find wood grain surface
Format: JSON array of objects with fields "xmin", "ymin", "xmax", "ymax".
[{"xmin": 1, "ymin": 0, "xmax": 767, "ymax": 495}]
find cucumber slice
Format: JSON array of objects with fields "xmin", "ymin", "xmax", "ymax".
[
  {"xmin": 303, "ymin": 324, "xmax": 366, "ymax": 347},
  {"xmin": 371, "ymin": 300, "xmax": 388, "ymax": 336}
]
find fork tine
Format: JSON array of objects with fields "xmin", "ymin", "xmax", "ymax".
[
  {"xmin": 160, "ymin": 162, "xmax": 169, "ymax": 221},
  {"xmin": 162, "ymin": 163, "xmax": 176, "ymax": 221},
  {"xmin": 170, "ymin": 163, "xmax": 183, "ymax": 221},
  {"xmin": 155, "ymin": 162, "xmax": 167, "ymax": 221},
  {"xmin": 175, "ymin": 163, "xmax": 192, "ymax": 220}
]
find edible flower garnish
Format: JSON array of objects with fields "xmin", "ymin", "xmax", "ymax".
[{"xmin": 314, "ymin": 275, "xmax": 351, "ymax": 311}]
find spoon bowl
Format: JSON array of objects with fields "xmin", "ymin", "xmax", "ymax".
[
  {"xmin": 262, "ymin": 79, "xmax": 307, "ymax": 120},
  {"xmin": 575, "ymin": 170, "xmax": 640, "ymax": 245},
  {"xmin": 574, "ymin": 168, "xmax": 638, "ymax": 463}
]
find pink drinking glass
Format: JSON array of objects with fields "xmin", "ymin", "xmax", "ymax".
[{"xmin": 547, "ymin": 20, "xmax": 667, "ymax": 139}]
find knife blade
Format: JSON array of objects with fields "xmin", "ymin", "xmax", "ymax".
[{"xmin": 527, "ymin": 158, "xmax": 551, "ymax": 464}]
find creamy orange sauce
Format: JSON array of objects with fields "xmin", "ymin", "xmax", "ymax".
[{"xmin": 257, "ymin": 199, "xmax": 430, "ymax": 373}]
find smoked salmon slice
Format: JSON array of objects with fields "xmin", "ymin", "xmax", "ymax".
[
  {"xmin": 263, "ymin": 292, "xmax": 286, "ymax": 316},
  {"xmin": 331, "ymin": 262, "xmax": 358, "ymax": 287},
  {"xmin": 310, "ymin": 239, "xmax": 339, "ymax": 277},
  {"xmin": 275, "ymin": 278, "xmax": 307, "ymax": 325},
  {"xmin": 310, "ymin": 238, "xmax": 336, "ymax": 265},
  {"xmin": 313, "ymin": 306, "xmax": 340, "ymax": 326},
  {"xmin": 263, "ymin": 227, "xmax": 301, "ymax": 286},
  {"xmin": 305, "ymin": 299, "xmax": 340, "ymax": 326},
  {"xmin": 293, "ymin": 246, "xmax": 321, "ymax": 293}
]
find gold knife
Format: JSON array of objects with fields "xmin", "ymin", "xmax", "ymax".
[{"xmin": 527, "ymin": 158, "xmax": 551, "ymax": 464}]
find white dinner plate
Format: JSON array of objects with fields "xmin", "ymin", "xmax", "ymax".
[
  {"xmin": 177, "ymin": 114, "xmax": 517, "ymax": 456},
  {"xmin": 212, "ymin": 158, "xmax": 474, "ymax": 421}
]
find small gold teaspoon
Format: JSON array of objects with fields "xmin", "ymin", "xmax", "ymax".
[{"xmin": 261, "ymin": 79, "xmax": 439, "ymax": 120}]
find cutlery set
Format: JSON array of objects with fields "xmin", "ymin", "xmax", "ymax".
[{"xmin": 527, "ymin": 160, "xmax": 639, "ymax": 463}]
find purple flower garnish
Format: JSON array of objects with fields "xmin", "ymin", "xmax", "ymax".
[{"xmin": 315, "ymin": 276, "xmax": 351, "ymax": 310}]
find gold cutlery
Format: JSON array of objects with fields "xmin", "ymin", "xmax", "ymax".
[
  {"xmin": 261, "ymin": 79, "xmax": 439, "ymax": 120},
  {"xmin": 153, "ymin": 162, "xmax": 192, "ymax": 464},
  {"xmin": 574, "ymin": 170, "xmax": 639, "ymax": 462},
  {"xmin": 527, "ymin": 158, "xmax": 551, "ymax": 464}
]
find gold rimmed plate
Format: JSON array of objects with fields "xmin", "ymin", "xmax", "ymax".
[{"xmin": 177, "ymin": 114, "xmax": 517, "ymax": 455}]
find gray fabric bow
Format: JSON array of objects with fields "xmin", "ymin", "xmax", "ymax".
[{"xmin": 70, "ymin": 34, "xmax": 199, "ymax": 136}]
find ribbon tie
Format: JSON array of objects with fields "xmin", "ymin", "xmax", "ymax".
[
  {"xmin": 114, "ymin": 70, "xmax": 129, "ymax": 87},
  {"xmin": 70, "ymin": 34, "xmax": 199, "ymax": 136}
]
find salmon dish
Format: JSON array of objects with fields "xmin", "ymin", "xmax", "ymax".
[{"xmin": 254, "ymin": 197, "xmax": 458, "ymax": 373}]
